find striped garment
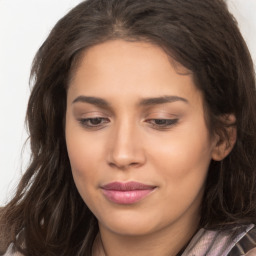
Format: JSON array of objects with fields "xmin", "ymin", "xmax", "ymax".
[
  {"xmin": 3, "ymin": 224, "xmax": 256, "ymax": 255},
  {"xmin": 182, "ymin": 224, "xmax": 256, "ymax": 255}
]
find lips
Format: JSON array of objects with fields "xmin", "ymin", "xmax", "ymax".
[{"xmin": 101, "ymin": 182, "xmax": 156, "ymax": 204}]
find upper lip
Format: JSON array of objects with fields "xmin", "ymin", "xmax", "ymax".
[{"xmin": 101, "ymin": 181, "xmax": 156, "ymax": 191}]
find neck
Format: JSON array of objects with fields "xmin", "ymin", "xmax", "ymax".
[{"xmin": 93, "ymin": 216, "xmax": 199, "ymax": 256}]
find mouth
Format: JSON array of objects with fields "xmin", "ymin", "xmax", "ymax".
[{"xmin": 100, "ymin": 181, "xmax": 157, "ymax": 205}]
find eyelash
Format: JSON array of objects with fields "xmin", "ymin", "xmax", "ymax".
[
  {"xmin": 79, "ymin": 117, "xmax": 110, "ymax": 129},
  {"xmin": 78, "ymin": 118, "xmax": 178, "ymax": 130},
  {"xmin": 146, "ymin": 118, "xmax": 179, "ymax": 129}
]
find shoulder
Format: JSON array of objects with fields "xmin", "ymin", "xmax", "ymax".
[
  {"xmin": 228, "ymin": 224, "xmax": 256, "ymax": 255},
  {"xmin": 182, "ymin": 224, "xmax": 256, "ymax": 256}
]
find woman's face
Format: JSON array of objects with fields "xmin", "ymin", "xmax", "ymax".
[{"xmin": 65, "ymin": 40, "xmax": 217, "ymax": 237}]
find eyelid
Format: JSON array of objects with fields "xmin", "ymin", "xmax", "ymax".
[
  {"xmin": 76, "ymin": 110, "xmax": 110, "ymax": 117},
  {"xmin": 78, "ymin": 117, "xmax": 110, "ymax": 129},
  {"xmin": 75, "ymin": 110, "xmax": 111, "ymax": 129},
  {"xmin": 144, "ymin": 110, "xmax": 178, "ymax": 119},
  {"xmin": 145, "ymin": 118, "xmax": 179, "ymax": 130},
  {"xmin": 145, "ymin": 118, "xmax": 178, "ymax": 126}
]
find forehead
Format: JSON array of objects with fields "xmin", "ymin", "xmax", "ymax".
[
  {"xmin": 68, "ymin": 39, "xmax": 202, "ymax": 105},
  {"xmin": 73, "ymin": 40, "xmax": 190, "ymax": 77}
]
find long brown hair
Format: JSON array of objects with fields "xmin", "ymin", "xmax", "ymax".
[{"xmin": 1, "ymin": 0, "xmax": 256, "ymax": 255}]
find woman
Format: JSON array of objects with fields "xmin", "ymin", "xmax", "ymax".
[{"xmin": 1, "ymin": 0, "xmax": 256, "ymax": 255}]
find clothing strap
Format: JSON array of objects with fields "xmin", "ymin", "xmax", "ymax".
[
  {"xmin": 181, "ymin": 224, "xmax": 256, "ymax": 256},
  {"xmin": 228, "ymin": 225, "xmax": 256, "ymax": 255}
]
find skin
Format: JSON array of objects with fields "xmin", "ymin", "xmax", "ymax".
[{"xmin": 65, "ymin": 40, "xmax": 225, "ymax": 256}]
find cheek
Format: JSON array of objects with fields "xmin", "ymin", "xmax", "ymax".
[
  {"xmin": 66, "ymin": 136, "xmax": 93, "ymax": 175},
  {"xmin": 65, "ymin": 123, "xmax": 102, "ymax": 201},
  {"xmin": 151, "ymin": 133, "xmax": 212, "ymax": 173},
  {"xmin": 147, "ymin": 122, "xmax": 213, "ymax": 193},
  {"xmin": 65, "ymin": 115, "xmax": 103, "ymax": 174},
  {"xmin": 66, "ymin": 138, "xmax": 102, "ymax": 211},
  {"xmin": 146, "ymin": 132, "xmax": 211, "ymax": 223}
]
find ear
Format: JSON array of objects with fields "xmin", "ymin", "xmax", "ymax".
[{"xmin": 211, "ymin": 114, "xmax": 237, "ymax": 161}]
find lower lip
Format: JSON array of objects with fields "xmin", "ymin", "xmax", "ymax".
[{"xmin": 102, "ymin": 189, "xmax": 155, "ymax": 204}]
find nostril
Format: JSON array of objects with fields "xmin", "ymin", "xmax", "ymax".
[
  {"xmin": 108, "ymin": 161, "xmax": 141, "ymax": 170},
  {"xmin": 108, "ymin": 162, "xmax": 116, "ymax": 168}
]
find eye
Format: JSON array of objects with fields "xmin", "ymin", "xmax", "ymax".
[
  {"xmin": 78, "ymin": 117, "xmax": 110, "ymax": 129},
  {"xmin": 146, "ymin": 118, "xmax": 178, "ymax": 129}
]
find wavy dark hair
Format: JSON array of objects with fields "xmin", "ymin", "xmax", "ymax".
[{"xmin": 1, "ymin": 0, "xmax": 256, "ymax": 255}]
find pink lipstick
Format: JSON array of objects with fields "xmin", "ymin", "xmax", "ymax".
[{"xmin": 101, "ymin": 181, "xmax": 156, "ymax": 204}]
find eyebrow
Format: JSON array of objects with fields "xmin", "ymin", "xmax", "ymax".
[
  {"xmin": 72, "ymin": 96, "xmax": 110, "ymax": 108},
  {"xmin": 139, "ymin": 95, "xmax": 189, "ymax": 106},
  {"xmin": 72, "ymin": 95, "xmax": 188, "ymax": 107}
]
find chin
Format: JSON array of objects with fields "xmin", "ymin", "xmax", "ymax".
[
  {"xmin": 98, "ymin": 210, "xmax": 163, "ymax": 236},
  {"xmin": 105, "ymin": 222, "xmax": 156, "ymax": 236}
]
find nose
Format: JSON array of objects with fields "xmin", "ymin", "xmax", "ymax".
[{"xmin": 107, "ymin": 119, "xmax": 146, "ymax": 170}]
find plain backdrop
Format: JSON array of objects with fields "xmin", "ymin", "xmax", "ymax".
[{"xmin": 0, "ymin": 0, "xmax": 256, "ymax": 206}]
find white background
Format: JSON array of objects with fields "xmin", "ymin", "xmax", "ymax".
[{"xmin": 0, "ymin": 0, "xmax": 256, "ymax": 206}]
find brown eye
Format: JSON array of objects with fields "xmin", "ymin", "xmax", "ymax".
[
  {"xmin": 146, "ymin": 119, "xmax": 179, "ymax": 129},
  {"xmin": 89, "ymin": 118, "xmax": 104, "ymax": 125},
  {"xmin": 154, "ymin": 119, "xmax": 169, "ymax": 125},
  {"xmin": 79, "ymin": 117, "xmax": 110, "ymax": 128}
]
